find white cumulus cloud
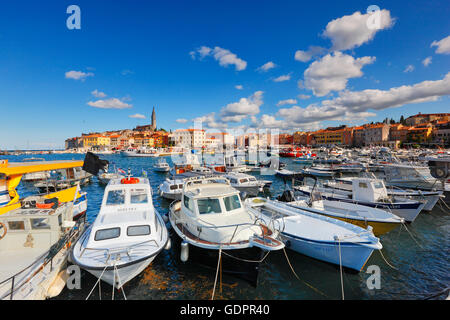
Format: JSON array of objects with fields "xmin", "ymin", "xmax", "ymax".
[
  {"xmin": 91, "ymin": 89, "xmax": 106, "ymax": 98},
  {"xmin": 431, "ymin": 35, "xmax": 450, "ymax": 54},
  {"xmin": 65, "ymin": 70, "xmax": 94, "ymax": 81},
  {"xmin": 273, "ymin": 74, "xmax": 292, "ymax": 82},
  {"xmin": 276, "ymin": 99, "xmax": 297, "ymax": 106},
  {"xmin": 257, "ymin": 61, "xmax": 277, "ymax": 72},
  {"xmin": 422, "ymin": 57, "xmax": 432, "ymax": 67},
  {"xmin": 294, "ymin": 46, "xmax": 326, "ymax": 62},
  {"xmin": 87, "ymin": 98, "xmax": 132, "ymax": 109},
  {"xmin": 323, "ymin": 9, "xmax": 394, "ymax": 51},
  {"xmin": 303, "ymin": 52, "xmax": 376, "ymax": 96},
  {"xmin": 191, "ymin": 46, "xmax": 247, "ymax": 71},
  {"xmin": 129, "ymin": 113, "xmax": 146, "ymax": 119}
]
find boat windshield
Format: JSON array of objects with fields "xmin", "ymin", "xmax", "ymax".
[
  {"xmin": 130, "ymin": 189, "xmax": 148, "ymax": 204},
  {"xmin": 197, "ymin": 198, "xmax": 222, "ymax": 214},
  {"xmin": 373, "ymin": 181, "xmax": 384, "ymax": 189},
  {"xmin": 106, "ymin": 189, "xmax": 126, "ymax": 205},
  {"xmin": 223, "ymin": 195, "xmax": 241, "ymax": 211}
]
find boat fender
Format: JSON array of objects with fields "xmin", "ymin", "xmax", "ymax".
[
  {"xmin": 164, "ymin": 238, "xmax": 171, "ymax": 250},
  {"xmin": 46, "ymin": 269, "xmax": 70, "ymax": 299},
  {"xmin": 0, "ymin": 222, "xmax": 6, "ymax": 240},
  {"xmin": 162, "ymin": 214, "xmax": 169, "ymax": 223},
  {"xmin": 180, "ymin": 241, "xmax": 189, "ymax": 262}
]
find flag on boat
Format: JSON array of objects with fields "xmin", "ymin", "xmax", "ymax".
[
  {"xmin": 117, "ymin": 168, "xmax": 126, "ymax": 175},
  {"xmin": 82, "ymin": 152, "xmax": 109, "ymax": 175}
]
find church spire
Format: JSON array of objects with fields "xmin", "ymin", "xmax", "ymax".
[{"xmin": 151, "ymin": 106, "xmax": 156, "ymax": 131}]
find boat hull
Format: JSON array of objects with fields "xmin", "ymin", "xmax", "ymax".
[
  {"xmin": 172, "ymin": 235, "xmax": 264, "ymax": 287},
  {"xmin": 85, "ymin": 256, "xmax": 156, "ymax": 289},
  {"xmin": 281, "ymin": 232, "xmax": 375, "ymax": 272}
]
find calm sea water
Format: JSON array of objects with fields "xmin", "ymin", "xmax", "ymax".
[{"xmin": 5, "ymin": 153, "xmax": 449, "ymax": 300}]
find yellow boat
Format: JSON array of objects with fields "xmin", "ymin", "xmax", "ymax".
[{"xmin": 0, "ymin": 159, "xmax": 85, "ymax": 216}]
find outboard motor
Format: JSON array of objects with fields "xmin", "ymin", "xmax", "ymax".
[{"xmin": 277, "ymin": 190, "xmax": 296, "ymax": 202}]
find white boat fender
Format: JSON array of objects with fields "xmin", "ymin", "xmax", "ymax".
[
  {"xmin": 164, "ymin": 238, "xmax": 171, "ymax": 250},
  {"xmin": 162, "ymin": 214, "xmax": 169, "ymax": 223},
  {"xmin": 180, "ymin": 241, "xmax": 189, "ymax": 262},
  {"xmin": 46, "ymin": 269, "xmax": 69, "ymax": 298}
]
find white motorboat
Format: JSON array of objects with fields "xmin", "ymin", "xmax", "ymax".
[
  {"xmin": 71, "ymin": 176, "xmax": 169, "ymax": 289},
  {"xmin": 98, "ymin": 167, "xmax": 125, "ymax": 185},
  {"xmin": 245, "ymin": 198, "xmax": 382, "ymax": 272},
  {"xmin": 121, "ymin": 147, "xmax": 159, "ymax": 157},
  {"xmin": 382, "ymin": 163, "xmax": 440, "ymax": 190},
  {"xmin": 328, "ymin": 177, "xmax": 443, "ymax": 211},
  {"xmin": 296, "ymin": 177, "xmax": 425, "ymax": 223},
  {"xmin": 224, "ymin": 172, "xmax": 266, "ymax": 196},
  {"xmin": 301, "ymin": 166, "xmax": 336, "ymax": 177},
  {"xmin": 158, "ymin": 177, "xmax": 185, "ymax": 200},
  {"xmin": 275, "ymin": 169, "xmax": 302, "ymax": 178},
  {"xmin": 169, "ymin": 176, "xmax": 284, "ymax": 286},
  {"xmin": 34, "ymin": 167, "xmax": 92, "ymax": 192},
  {"xmin": 153, "ymin": 159, "xmax": 170, "ymax": 173},
  {"xmin": 276, "ymin": 190, "xmax": 403, "ymax": 236}
]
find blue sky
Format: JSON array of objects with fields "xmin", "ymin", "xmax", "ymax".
[{"xmin": 0, "ymin": 0, "xmax": 449, "ymax": 149}]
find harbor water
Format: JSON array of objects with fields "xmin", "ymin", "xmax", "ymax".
[{"xmin": 5, "ymin": 153, "xmax": 449, "ymax": 300}]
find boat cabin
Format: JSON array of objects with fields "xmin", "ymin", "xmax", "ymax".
[
  {"xmin": 352, "ymin": 178, "xmax": 388, "ymax": 203},
  {"xmin": 86, "ymin": 177, "xmax": 159, "ymax": 247}
]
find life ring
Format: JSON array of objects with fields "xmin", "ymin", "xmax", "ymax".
[
  {"xmin": 0, "ymin": 222, "xmax": 6, "ymax": 240},
  {"xmin": 121, "ymin": 177, "xmax": 140, "ymax": 184},
  {"xmin": 36, "ymin": 203, "xmax": 54, "ymax": 209}
]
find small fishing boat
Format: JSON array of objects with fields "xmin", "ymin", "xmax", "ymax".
[
  {"xmin": 245, "ymin": 198, "xmax": 382, "ymax": 272},
  {"xmin": 169, "ymin": 176, "xmax": 284, "ymax": 286},
  {"xmin": 71, "ymin": 175, "xmax": 169, "ymax": 289},
  {"xmin": 327, "ymin": 177, "xmax": 444, "ymax": 211},
  {"xmin": 276, "ymin": 190, "xmax": 403, "ymax": 236},
  {"xmin": 275, "ymin": 169, "xmax": 302, "ymax": 178},
  {"xmin": 224, "ymin": 172, "xmax": 265, "ymax": 197},
  {"xmin": 0, "ymin": 159, "xmax": 86, "ymax": 300},
  {"xmin": 121, "ymin": 147, "xmax": 160, "ymax": 157},
  {"xmin": 34, "ymin": 166, "xmax": 92, "ymax": 193},
  {"xmin": 153, "ymin": 159, "xmax": 170, "ymax": 173},
  {"xmin": 301, "ymin": 166, "xmax": 336, "ymax": 177},
  {"xmin": 296, "ymin": 177, "xmax": 425, "ymax": 223},
  {"xmin": 98, "ymin": 167, "xmax": 125, "ymax": 185},
  {"xmin": 382, "ymin": 163, "xmax": 440, "ymax": 190}
]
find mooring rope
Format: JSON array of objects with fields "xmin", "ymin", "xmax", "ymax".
[
  {"xmin": 282, "ymin": 247, "xmax": 330, "ymax": 299},
  {"xmin": 114, "ymin": 263, "xmax": 127, "ymax": 300},
  {"xmin": 378, "ymin": 248, "xmax": 398, "ymax": 270},
  {"xmin": 438, "ymin": 198, "xmax": 450, "ymax": 214},
  {"xmin": 211, "ymin": 247, "xmax": 222, "ymax": 300},
  {"xmin": 221, "ymin": 250, "xmax": 271, "ymax": 263},
  {"xmin": 86, "ymin": 263, "xmax": 109, "ymax": 300},
  {"xmin": 401, "ymin": 222, "xmax": 424, "ymax": 249}
]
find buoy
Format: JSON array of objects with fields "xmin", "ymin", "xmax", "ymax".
[
  {"xmin": 180, "ymin": 241, "xmax": 189, "ymax": 262},
  {"xmin": 164, "ymin": 238, "xmax": 171, "ymax": 250}
]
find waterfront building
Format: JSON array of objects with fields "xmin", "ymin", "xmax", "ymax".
[
  {"xmin": 172, "ymin": 129, "xmax": 206, "ymax": 148},
  {"xmin": 363, "ymin": 123, "xmax": 390, "ymax": 146},
  {"xmin": 404, "ymin": 113, "xmax": 450, "ymax": 126}
]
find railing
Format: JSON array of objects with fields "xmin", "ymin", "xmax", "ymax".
[
  {"xmin": 0, "ymin": 215, "xmax": 86, "ymax": 300},
  {"xmin": 78, "ymin": 238, "xmax": 160, "ymax": 263},
  {"xmin": 171, "ymin": 203, "xmax": 281, "ymax": 246}
]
